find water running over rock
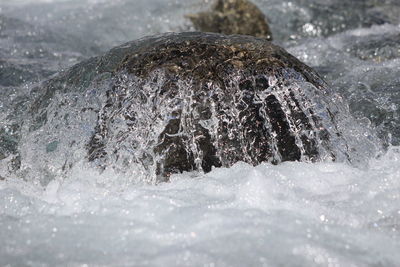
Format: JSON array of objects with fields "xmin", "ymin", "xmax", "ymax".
[
  {"xmin": 13, "ymin": 32, "xmax": 380, "ymax": 184},
  {"xmin": 0, "ymin": 1, "xmax": 399, "ymax": 266}
]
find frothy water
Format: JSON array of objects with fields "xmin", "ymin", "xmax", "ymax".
[
  {"xmin": 1, "ymin": 0, "xmax": 400, "ymax": 266},
  {"xmin": 1, "ymin": 148, "xmax": 400, "ymax": 266},
  {"xmin": 288, "ymin": 23, "xmax": 400, "ymax": 146}
]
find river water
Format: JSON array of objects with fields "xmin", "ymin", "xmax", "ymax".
[{"xmin": 1, "ymin": 0, "xmax": 400, "ymax": 266}]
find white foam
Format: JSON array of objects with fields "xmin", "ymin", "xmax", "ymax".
[{"xmin": 1, "ymin": 147, "xmax": 399, "ymax": 266}]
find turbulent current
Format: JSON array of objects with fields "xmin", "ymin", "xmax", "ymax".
[{"xmin": 1, "ymin": 0, "xmax": 400, "ymax": 266}]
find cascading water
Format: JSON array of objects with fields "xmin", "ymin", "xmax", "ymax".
[
  {"xmin": 11, "ymin": 32, "xmax": 381, "ymax": 185},
  {"xmin": 1, "ymin": 0, "xmax": 400, "ymax": 266},
  {"xmin": 86, "ymin": 67, "xmax": 379, "ymax": 182}
]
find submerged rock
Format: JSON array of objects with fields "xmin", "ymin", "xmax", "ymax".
[
  {"xmin": 348, "ymin": 32, "xmax": 400, "ymax": 62},
  {"xmin": 186, "ymin": 0, "xmax": 272, "ymax": 40},
  {"xmin": 25, "ymin": 32, "xmax": 372, "ymax": 183}
]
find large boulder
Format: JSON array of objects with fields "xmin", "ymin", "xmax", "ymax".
[{"xmin": 25, "ymin": 32, "xmax": 365, "ymax": 183}]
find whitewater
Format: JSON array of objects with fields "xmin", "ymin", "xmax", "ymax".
[
  {"xmin": 1, "ymin": 0, "xmax": 400, "ymax": 266},
  {"xmin": 1, "ymin": 149, "xmax": 399, "ymax": 266}
]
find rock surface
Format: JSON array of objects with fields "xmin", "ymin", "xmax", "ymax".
[
  {"xmin": 186, "ymin": 0, "xmax": 272, "ymax": 40},
  {"xmin": 78, "ymin": 32, "xmax": 345, "ymax": 180},
  {"xmin": 24, "ymin": 32, "xmax": 357, "ymax": 182}
]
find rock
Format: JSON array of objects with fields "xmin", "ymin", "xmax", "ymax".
[
  {"xmin": 186, "ymin": 0, "xmax": 272, "ymax": 40},
  {"xmin": 77, "ymin": 32, "xmax": 348, "ymax": 180},
  {"xmin": 26, "ymin": 32, "xmax": 358, "ymax": 183}
]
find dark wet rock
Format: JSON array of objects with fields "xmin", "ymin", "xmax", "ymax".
[
  {"xmin": 84, "ymin": 32, "xmax": 344, "ymax": 179},
  {"xmin": 27, "ymin": 32, "xmax": 354, "ymax": 182},
  {"xmin": 186, "ymin": 0, "xmax": 272, "ymax": 40}
]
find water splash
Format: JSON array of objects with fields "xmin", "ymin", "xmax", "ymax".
[{"xmin": 80, "ymin": 67, "xmax": 381, "ymax": 183}]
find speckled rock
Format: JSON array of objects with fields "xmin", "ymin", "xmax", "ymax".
[
  {"xmin": 186, "ymin": 0, "xmax": 272, "ymax": 40},
  {"xmin": 80, "ymin": 32, "xmax": 344, "ymax": 180}
]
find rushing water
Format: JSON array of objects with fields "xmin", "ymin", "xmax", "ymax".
[{"xmin": 1, "ymin": 0, "xmax": 400, "ymax": 266}]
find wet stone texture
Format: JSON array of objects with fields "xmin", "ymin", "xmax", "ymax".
[
  {"xmin": 86, "ymin": 32, "xmax": 338, "ymax": 180},
  {"xmin": 186, "ymin": 0, "xmax": 272, "ymax": 40}
]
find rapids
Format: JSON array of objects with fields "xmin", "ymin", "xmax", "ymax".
[{"xmin": 1, "ymin": 0, "xmax": 400, "ymax": 266}]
